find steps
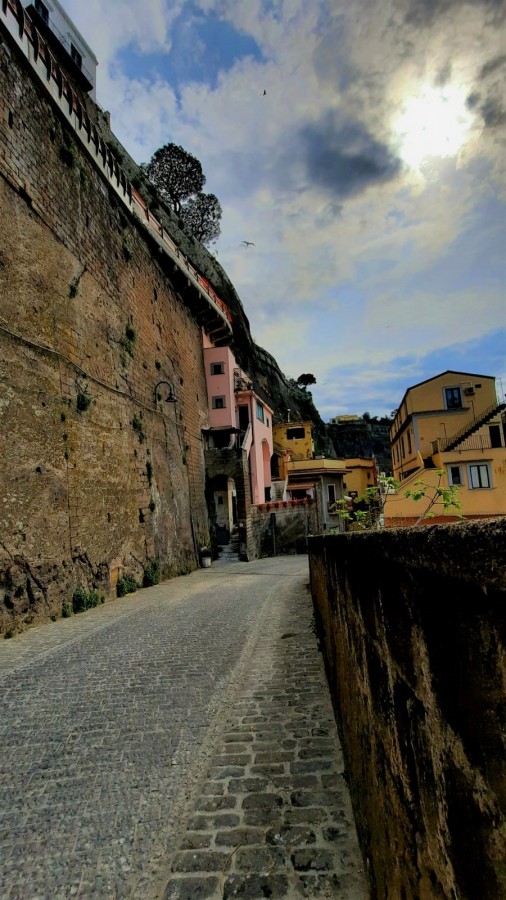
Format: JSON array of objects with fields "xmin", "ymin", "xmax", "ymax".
[
  {"xmin": 215, "ymin": 527, "xmax": 240, "ymax": 565},
  {"xmin": 443, "ymin": 402, "xmax": 506, "ymax": 451}
]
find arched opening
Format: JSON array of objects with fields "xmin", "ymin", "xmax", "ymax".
[{"xmin": 211, "ymin": 474, "xmax": 236, "ymax": 543}]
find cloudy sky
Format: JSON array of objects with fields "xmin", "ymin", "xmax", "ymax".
[{"xmin": 64, "ymin": 0, "xmax": 505, "ymax": 419}]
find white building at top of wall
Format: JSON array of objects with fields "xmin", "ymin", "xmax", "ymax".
[{"xmin": 22, "ymin": 0, "xmax": 98, "ymax": 98}]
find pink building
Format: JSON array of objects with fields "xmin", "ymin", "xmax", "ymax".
[{"xmin": 203, "ymin": 336, "xmax": 273, "ymax": 539}]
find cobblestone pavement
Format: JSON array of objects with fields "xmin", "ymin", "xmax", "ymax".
[{"xmin": 0, "ymin": 557, "xmax": 367, "ymax": 899}]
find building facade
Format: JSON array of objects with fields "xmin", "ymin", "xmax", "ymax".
[
  {"xmin": 202, "ymin": 338, "xmax": 274, "ymax": 551},
  {"xmin": 385, "ymin": 371, "xmax": 506, "ymax": 525},
  {"xmin": 21, "ymin": 0, "xmax": 98, "ymax": 97}
]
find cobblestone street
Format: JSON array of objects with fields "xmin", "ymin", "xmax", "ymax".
[{"xmin": 0, "ymin": 557, "xmax": 367, "ymax": 899}]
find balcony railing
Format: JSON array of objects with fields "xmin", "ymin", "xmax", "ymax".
[
  {"xmin": 233, "ymin": 368, "xmax": 253, "ymax": 392},
  {"xmin": 434, "ymin": 435, "xmax": 501, "ymax": 454}
]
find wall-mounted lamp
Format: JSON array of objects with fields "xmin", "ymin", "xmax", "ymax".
[{"xmin": 154, "ymin": 380, "xmax": 177, "ymax": 404}]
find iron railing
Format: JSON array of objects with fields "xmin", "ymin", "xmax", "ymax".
[{"xmin": 441, "ymin": 401, "xmax": 505, "ymax": 450}]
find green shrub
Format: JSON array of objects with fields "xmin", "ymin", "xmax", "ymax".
[
  {"xmin": 76, "ymin": 391, "xmax": 92, "ymax": 412},
  {"xmin": 116, "ymin": 574, "xmax": 138, "ymax": 597},
  {"xmin": 72, "ymin": 586, "xmax": 102, "ymax": 614},
  {"xmin": 143, "ymin": 559, "xmax": 159, "ymax": 587},
  {"xmin": 132, "ymin": 414, "xmax": 145, "ymax": 442}
]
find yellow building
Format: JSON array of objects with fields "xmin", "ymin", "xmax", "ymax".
[
  {"xmin": 338, "ymin": 457, "xmax": 377, "ymax": 497},
  {"xmin": 273, "ymin": 421, "xmax": 314, "ymax": 479},
  {"xmin": 385, "ymin": 371, "xmax": 506, "ymax": 525}
]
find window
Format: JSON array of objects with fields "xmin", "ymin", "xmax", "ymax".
[
  {"xmin": 210, "ymin": 362, "xmax": 224, "ymax": 375},
  {"xmin": 212, "ymin": 396, "xmax": 225, "ymax": 409},
  {"xmin": 256, "ymin": 401, "xmax": 264, "ymax": 423},
  {"xmin": 328, "ymin": 484, "xmax": 336, "ymax": 504},
  {"xmin": 401, "ymin": 436, "xmax": 405, "ymax": 458},
  {"xmin": 468, "ymin": 463, "xmax": 491, "ymax": 489},
  {"xmin": 286, "ymin": 427, "xmax": 305, "ymax": 440},
  {"xmin": 35, "ymin": 0, "xmax": 49, "ymax": 23},
  {"xmin": 407, "ymin": 430, "xmax": 412, "ymax": 454},
  {"xmin": 445, "ymin": 386, "xmax": 462, "ymax": 409},
  {"xmin": 447, "ymin": 465, "xmax": 463, "ymax": 486},
  {"xmin": 71, "ymin": 44, "xmax": 83, "ymax": 70}
]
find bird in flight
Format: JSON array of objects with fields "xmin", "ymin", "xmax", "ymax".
[{"xmin": 242, "ymin": 241, "xmax": 255, "ymax": 247}]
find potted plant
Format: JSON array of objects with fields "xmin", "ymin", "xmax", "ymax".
[{"xmin": 200, "ymin": 546, "xmax": 212, "ymax": 568}]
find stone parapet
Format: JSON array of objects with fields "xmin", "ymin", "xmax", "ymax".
[{"xmin": 309, "ymin": 519, "xmax": 506, "ymax": 899}]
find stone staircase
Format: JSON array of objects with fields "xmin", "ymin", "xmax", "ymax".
[{"xmin": 215, "ymin": 526, "xmax": 241, "ymax": 565}]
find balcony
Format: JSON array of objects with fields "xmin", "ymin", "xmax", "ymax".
[
  {"xmin": 432, "ymin": 434, "xmax": 500, "ymax": 454},
  {"xmin": 26, "ymin": 4, "xmax": 94, "ymax": 92},
  {"xmin": 234, "ymin": 369, "xmax": 254, "ymax": 393}
]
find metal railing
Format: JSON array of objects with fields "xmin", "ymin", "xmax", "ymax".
[
  {"xmin": 2, "ymin": 0, "xmax": 232, "ymax": 334},
  {"xmin": 441, "ymin": 401, "xmax": 505, "ymax": 450},
  {"xmin": 37, "ymin": 7, "xmax": 94, "ymax": 84},
  {"xmin": 131, "ymin": 189, "xmax": 232, "ymax": 326},
  {"xmin": 436, "ymin": 435, "xmax": 500, "ymax": 454}
]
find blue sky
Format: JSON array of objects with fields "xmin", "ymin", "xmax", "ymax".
[{"xmin": 64, "ymin": 0, "xmax": 506, "ymax": 419}]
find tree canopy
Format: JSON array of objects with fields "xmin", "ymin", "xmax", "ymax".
[
  {"xmin": 297, "ymin": 373, "xmax": 317, "ymax": 390},
  {"xmin": 146, "ymin": 143, "xmax": 205, "ymax": 213},
  {"xmin": 179, "ymin": 192, "xmax": 222, "ymax": 245},
  {"xmin": 145, "ymin": 142, "xmax": 223, "ymax": 246}
]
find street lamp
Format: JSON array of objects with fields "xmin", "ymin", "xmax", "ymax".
[{"xmin": 154, "ymin": 381, "xmax": 177, "ymax": 404}]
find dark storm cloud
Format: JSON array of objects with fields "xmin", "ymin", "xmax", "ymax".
[
  {"xmin": 479, "ymin": 53, "xmax": 506, "ymax": 79},
  {"xmin": 297, "ymin": 115, "xmax": 401, "ymax": 199},
  {"xmin": 480, "ymin": 96, "xmax": 506, "ymax": 126},
  {"xmin": 404, "ymin": 0, "xmax": 506, "ymax": 27}
]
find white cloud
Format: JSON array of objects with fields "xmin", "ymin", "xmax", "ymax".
[{"xmin": 59, "ymin": 0, "xmax": 506, "ymax": 414}]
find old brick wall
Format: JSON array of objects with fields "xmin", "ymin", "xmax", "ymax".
[
  {"xmin": 309, "ymin": 519, "xmax": 506, "ymax": 899},
  {"xmin": 0, "ymin": 29, "xmax": 211, "ymax": 630}
]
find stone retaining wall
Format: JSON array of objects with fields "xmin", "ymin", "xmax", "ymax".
[
  {"xmin": 0, "ymin": 25, "xmax": 210, "ymax": 631},
  {"xmin": 309, "ymin": 519, "xmax": 506, "ymax": 899}
]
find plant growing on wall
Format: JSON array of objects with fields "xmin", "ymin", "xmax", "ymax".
[
  {"xmin": 76, "ymin": 389, "xmax": 92, "ymax": 412},
  {"xmin": 121, "ymin": 323, "xmax": 136, "ymax": 358},
  {"xmin": 132, "ymin": 414, "xmax": 145, "ymax": 443}
]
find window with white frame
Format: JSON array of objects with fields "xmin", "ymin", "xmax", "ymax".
[
  {"xmin": 447, "ymin": 465, "xmax": 463, "ymax": 486},
  {"xmin": 212, "ymin": 396, "xmax": 226, "ymax": 409},
  {"xmin": 256, "ymin": 401, "xmax": 265, "ymax": 422},
  {"xmin": 467, "ymin": 462, "xmax": 491, "ymax": 489},
  {"xmin": 210, "ymin": 362, "xmax": 224, "ymax": 375}
]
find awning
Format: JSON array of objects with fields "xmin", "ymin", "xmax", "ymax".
[{"xmin": 287, "ymin": 482, "xmax": 315, "ymax": 491}]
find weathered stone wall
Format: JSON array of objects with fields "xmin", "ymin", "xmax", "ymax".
[
  {"xmin": 250, "ymin": 502, "xmax": 317, "ymax": 558},
  {"xmin": 309, "ymin": 519, "xmax": 506, "ymax": 900},
  {"xmin": 0, "ymin": 29, "xmax": 210, "ymax": 630}
]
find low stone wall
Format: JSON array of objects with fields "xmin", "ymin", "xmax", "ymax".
[
  {"xmin": 309, "ymin": 519, "xmax": 506, "ymax": 900},
  {"xmin": 250, "ymin": 501, "xmax": 317, "ymax": 558}
]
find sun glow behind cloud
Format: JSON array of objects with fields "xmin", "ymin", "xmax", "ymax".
[
  {"xmin": 393, "ymin": 84, "xmax": 475, "ymax": 169},
  {"xmin": 61, "ymin": 0, "xmax": 506, "ymax": 417}
]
